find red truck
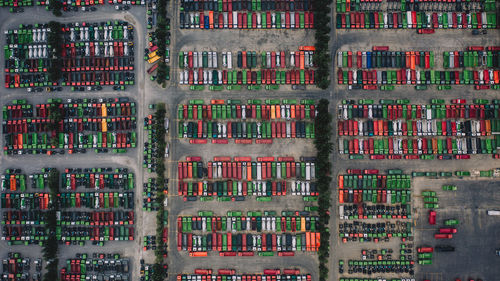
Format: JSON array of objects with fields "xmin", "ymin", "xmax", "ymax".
[
  {"xmin": 417, "ymin": 247, "xmax": 434, "ymax": 253},
  {"xmin": 218, "ymin": 269, "xmax": 235, "ymax": 275},
  {"xmin": 417, "ymin": 28, "xmax": 435, "ymax": 34},
  {"xmin": 428, "ymin": 210, "xmax": 436, "ymax": 225},
  {"xmin": 283, "ymin": 269, "xmax": 300, "ymax": 275},
  {"xmin": 372, "ymin": 46, "xmax": 389, "ymax": 51},
  {"xmin": 263, "ymin": 269, "xmax": 280, "ymax": 275},
  {"xmin": 467, "ymin": 46, "xmax": 484, "ymax": 51},
  {"xmin": 347, "ymin": 169, "xmax": 362, "ymax": 175},
  {"xmin": 194, "ymin": 269, "xmax": 212, "ymax": 275},
  {"xmin": 439, "ymin": 228, "xmax": 457, "ymax": 234},
  {"xmin": 434, "ymin": 233, "xmax": 453, "ymax": 239}
]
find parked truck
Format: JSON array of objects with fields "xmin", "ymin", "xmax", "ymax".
[{"xmin": 487, "ymin": 210, "xmax": 500, "ymax": 216}]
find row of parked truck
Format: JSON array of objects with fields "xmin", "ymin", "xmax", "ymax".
[
  {"xmin": 65, "ymin": 22, "xmax": 132, "ymax": 42},
  {"xmin": 180, "ymin": 0, "xmax": 313, "ymax": 12},
  {"xmin": 337, "ymin": 48, "xmax": 435, "ymax": 70},
  {"xmin": 6, "ymin": 112, "xmax": 134, "ymax": 132},
  {"xmin": 4, "ymin": 98, "xmax": 136, "ymax": 119},
  {"xmin": 336, "ymin": 11, "xmax": 498, "ymax": 29},
  {"xmin": 61, "ymin": 168, "xmax": 134, "ymax": 191},
  {"xmin": 339, "ymin": 169, "xmax": 411, "ymax": 189},
  {"xmin": 180, "ymin": 11, "xmax": 314, "ymax": 29},
  {"xmin": 336, "ymin": 0, "xmax": 497, "ymax": 13},
  {"xmin": 339, "ymin": 136, "xmax": 499, "ymax": 156},
  {"xmin": 178, "ymin": 179, "xmax": 317, "ymax": 198},
  {"xmin": 180, "ymin": 68, "xmax": 315, "ymax": 86},
  {"xmin": 1, "ymin": 168, "xmax": 133, "ymax": 191},
  {"xmin": 179, "ymin": 99, "xmax": 316, "ymax": 120},
  {"xmin": 338, "ymin": 100, "xmax": 500, "ymax": 120},
  {"xmin": 63, "ymin": 42, "xmax": 132, "ymax": 61},
  {"xmin": 338, "ymin": 68, "xmax": 500, "ymax": 87},
  {"xmin": 1, "ymin": 191, "xmax": 134, "ymax": 210},
  {"xmin": 443, "ymin": 46, "xmax": 500, "ymax": 68},
  {"xmin": 59, "ymin": 210, "xmax": 134, "ymax": 226},
  {"xmin": 339, "ymin": 279, "xmax": 414, "ymax": 281},
  {"xmin": 178, "ymin": 231, "xmax": 320, "ymax": 253},
  {"xmin": 6, "ymin": 69, "xmax": 135, "ymax": 88},
  {"xmin": 344, "ymin": 258, "xmax": 414, "ymax": 275},
  {"xmin": 60, "ymin": 253, "xmax": 129, "ymax": 276},
  {"xmin": 3, "ymin": 224, "xmax": 134, "ymax": 244},
  {"xmin": 179, "ymin": 120, "xmax": 315, "ymax": 140},
  {"xmin": 339, "ymin": 119, "xmax": 499, "ymax": 137},
  {"xmin": 339, "ymin": 204, "xmax": 411, "ymax": 220},
  {"xmin": 61, "ymin": 55, "xmax": 134, "ymax": 71},
  {"xmin": 340, "ymin": 0, "xmax": 494, "ymax": 11},
  {"xmin": 2, "ymin": 167, "xmax": 133, "ymax": 190},
  {"xmin": 60, "ymin": 71, "xmax": 135, "ymax": 88},
  {"xmin": 4, "ymin": 116, "xmax": 136, "ymax": 134},
  {"xmin": 178, "ymin": 157, "xmax": 316, "ymax": 181},
  {"xmin": 4, "ymin": 131, "xmax": 137, "ymax": 154},
  {"xmin": 337, "ymin": 47, "xmax": 500, "ymax": 70},
  {"xmin": 179, "ymin": 49, "xmax": 315, "ymax": 69},
  {"xmin": 339, "ymin": 221, "xmax": 412, "ymax": 241},
  {"xmin": 2, "ymin": 210, "xmax": 134, "ymax": 226},
  {"xmin": 0, "ymin": 0, "xmax": 144, "ymax": 8},
  {"xmin": 339, "ymin": 187, "xmax": 411, "ymax": 205},
  {"xmin": 177, "ymin": 269, "xmax": 311, "ymax": 281},
  {"xmin": 178, "ymin": 211, "xmax": 318, "ymax": 233}
]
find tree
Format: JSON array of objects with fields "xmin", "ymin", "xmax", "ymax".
[
  {"xmin": 313, "ymin": 99, "xmax": 333, "ymax": 281},
  {"xmin": 157, "ymin": 63, "xmax": 167, "ymax": 84},
  {"xmin": 47, "ymin": 22, "xmax": 63, "ymax": 83},
  {"xmin": 43, "ymin": 169, "xmax": 61, "ymax": 281},
  {"xmin": 43, "ymin": 259, "xmax": 59, "ymax": 281},
  {"xmin": 48, "ymin": 102, "xmax": 63, "ymax": 145},
  {"xmin": 151, "ymin": 104, "xmax": 168, "ymax": 281},
  {"xmin": 152, "ymin": 263, "xmax": 165, "ymax": 281},
  {"xmin": 48, "ymin": 59, "xmax": 62, "ymax": 81},
  {"xmin": 48, "ymin": 0, "xmax": 63, "ymax": 17},
  {"xmin": 154, "ymin": 0, "xmax": 170, "ymax": 86},
  {"xmin": 313, "ymin": 1, "xmax": 332, "ymax": 89}
]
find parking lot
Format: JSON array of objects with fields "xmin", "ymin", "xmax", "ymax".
[
  {"xmin": 1, "ymin": 0, "xmax": 500, "ymax": 280},
  {"xmin": 332, "ymin": 2, "xmax": 500, "ymax": 278},
  {"xmin": 162, "ymin": 0, "xmax": 326, "ymax": 276},
  {"xmin": 0, "ymin": 159, "xmax": 143, "ymax": 280},
  {"xmin": 166, "ymin": 97, "xmax": 322, "ymax": 280},
  {"xmin": 0, "ymin": 5, "xmax": 148, "ymax": 281}
]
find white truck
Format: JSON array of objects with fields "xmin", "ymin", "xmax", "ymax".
[{"xmin": 487, "ymin": 210, "xmax": 500, "ymax": 216}]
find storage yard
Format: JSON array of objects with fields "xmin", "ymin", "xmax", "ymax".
[{"xmin": 0, "ymin": 1, "xmax": 500, "ymax": 281}]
